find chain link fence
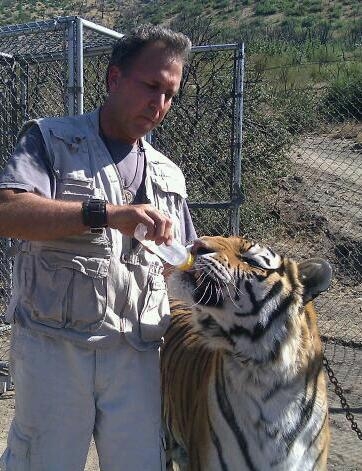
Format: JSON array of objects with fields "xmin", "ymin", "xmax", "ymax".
[
  {"xmin": 0, "ymin": 16, "xmax": 361, "ymax": 468},
  {"xmin": 240, "ymin": 55, "xmax": 361, "ymax": 468},
  {"xmin": 152, "ymin": 43, "xmax": 244, "ymax": 236}
]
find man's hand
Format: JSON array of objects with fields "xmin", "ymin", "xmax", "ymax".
[{"xmin": 107, "ymin": 203, "xmax": 173, "ymax": 245}]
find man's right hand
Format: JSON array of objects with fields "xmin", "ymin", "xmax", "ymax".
[{"xmin": 107, "ymin": 203, "xmax": 173, "ymax": 246}]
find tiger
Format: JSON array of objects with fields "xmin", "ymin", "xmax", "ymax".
[{"xmin": 161, "ymin": 235, "xmax": 332, "ymax": 471}]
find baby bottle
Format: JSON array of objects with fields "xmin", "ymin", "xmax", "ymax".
[{"xmin": 134, "ymin": 223, "xmax": 194, "ymax": 270}]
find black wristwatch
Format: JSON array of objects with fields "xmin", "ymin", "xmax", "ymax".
[{"xmin": 82, "ymin": 199, "xmax": 108, "ymax": 233}]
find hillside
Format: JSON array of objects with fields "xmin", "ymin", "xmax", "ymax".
[{"xmin": 0, "ymin": 0, "xmax": 360, "ymax": 44}]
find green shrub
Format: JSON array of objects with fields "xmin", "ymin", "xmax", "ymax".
[
  {"xmin": 255, "ymin": 1, "xmax": 278, "ymax": 16},
  {"xmin": 322, "ymin": 71, "xmax": 362, "ymax": 122},
  {"xmin": 274, "ymin": 88, "xmax": 320, "ymax": 134},
  {"xmin": 301, "ymin": 16, "xmax": 315, "ymax": 28},
  {"xmin": 307, "ymin": 3, "xmax": 322, "ymax": 14}
]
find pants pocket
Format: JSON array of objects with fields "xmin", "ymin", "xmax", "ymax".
[{"xmin": 1, "ymin": 423, "xmax": 30, "ymax": 471}]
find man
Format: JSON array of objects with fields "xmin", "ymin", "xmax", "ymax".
[{"xmin": 0, "ymin": 24, "xmax": 195, "ymax": 470}]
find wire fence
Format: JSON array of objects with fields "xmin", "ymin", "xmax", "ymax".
[
  {"xmin": 0, "ymin": 16, "xmax": 361, "ymax": 468},
  {"xmin": 240, "ymin": 55, "xmax": 362, "ymax": 467}
]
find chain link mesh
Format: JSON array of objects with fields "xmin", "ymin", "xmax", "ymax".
[
  {"xmin": 0, "ymin": 17, "xmax": 361, "ymax": 467},
  {"xmin": 152, "ymin": 47, "xmax": 237, "ymax": 236},
  {"xmin": 241, "ymin": 55, "xmax": 361, "ymax": 467},
  {"xmin": 0, "ymin": 20, "xmax": 71, "ymax": 358}
]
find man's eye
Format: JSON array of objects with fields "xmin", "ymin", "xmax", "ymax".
[{"xmin": 145, "ymin": 82, "xmax": 157, "ymax": 89}]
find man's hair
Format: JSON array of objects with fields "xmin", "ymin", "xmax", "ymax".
[{"xmin": 106, "ymin": 24, "xmax": 191, "ymax": 87}]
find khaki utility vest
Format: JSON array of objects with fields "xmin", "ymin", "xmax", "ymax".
[{"xmin": 6, "ymin": 109, "xmax": 187, "ymax": 350}]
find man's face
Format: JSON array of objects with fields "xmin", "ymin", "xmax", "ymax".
[{"xmin": 106, "ymin": 42, "xmax": 183, "ymax": 144}]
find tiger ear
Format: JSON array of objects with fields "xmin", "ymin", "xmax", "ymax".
[{"xmin": 298, "ymin": 258, "xmax": 333, "ymax": 303}]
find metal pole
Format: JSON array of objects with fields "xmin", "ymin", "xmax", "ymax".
[
  {"xmin": 74, "ymin": 17, "xmax": 123, "ymax": 115},
  {"xmin": 76, "ymin": 17, "xmax": 84, "ymax": 114},
  {"xmin": 191, "ymin": 43, "xmax": 238, "ymax": 53},
  {"xmin": 230, "ymin": 42, "xmax": 245, "ymax": 236},
  {"xmin": 19, "ymin": 62, "xmax": 28, "ymax": 122},
  {"xmin": 145, "ymin": 132, "xmax": 153, "ymax": 145},
  {"xmin": 81, "ymin": 18, "xmax": 124, "ymax": 40},
  {"xmin": 67, "ymin": 19, "xmax": 76, "ymax": 116},
  {"xmin": 0, "ymin": 17, "xmax": 74, "ymax": 37}
]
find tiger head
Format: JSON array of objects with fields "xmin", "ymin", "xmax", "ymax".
[{"xmin": 167, "ymin": 235, "xmax": 332, "ymax": 361}]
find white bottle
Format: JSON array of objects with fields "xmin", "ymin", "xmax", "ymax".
[{"xmin": 134, "ymin": 223, "xmax": 194, "ymax": 270}]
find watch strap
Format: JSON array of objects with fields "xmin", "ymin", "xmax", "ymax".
[{"xmin": 82, "ymin": 199, "xmax": 108, "ymax": 230}]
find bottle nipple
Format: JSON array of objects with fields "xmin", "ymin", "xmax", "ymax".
[{"xmin": 177, "ymin": 252, "xmax": 195, "ymax": 271}]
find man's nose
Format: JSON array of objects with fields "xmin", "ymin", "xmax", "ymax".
[{"xmin": 150, "ymin": 93, "xmax": 166, "ymax": 112}]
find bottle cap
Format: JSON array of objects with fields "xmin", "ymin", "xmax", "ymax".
[{"xmin": 177, "ymin": 252, "xmax": 195, "ymax": 271}]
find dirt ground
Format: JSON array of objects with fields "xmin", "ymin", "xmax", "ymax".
[{"xmin": 0, "ymin": 126, "xmax": 361, "ymax": 469}]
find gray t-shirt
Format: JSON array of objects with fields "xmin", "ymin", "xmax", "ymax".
[{"xmin": 0, "ymin": 125, "xmax": 197, "ymax": 244}]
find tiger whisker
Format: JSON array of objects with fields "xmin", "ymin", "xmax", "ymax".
[
  {"xmin": 215, "ymin": 279, "xmax": 224, "ymax": 304},
  {"xmin": 226, "ymin": 278, "xmax": 246, "ymax": 297},
  {"xmin": 227, "ymin": 278, "xmax": 246, "ymax": 298},
  {"xmin": 198, "ymin": 281, "xmax": 214, "ymax": 306},
  {"xmin": 193, "ymin": 272, "xmax": 208, "ymax": 294},
  {"xmin": 189, "ymin": 277, "xmax": 214, "ymax": 309},
  {"xmin": 224, "ymin": 284, "xmax": 244, "ymax": 310},
  {"xmin": 203, "ymin": 286, "xmax": 215, "ymax": 306}
]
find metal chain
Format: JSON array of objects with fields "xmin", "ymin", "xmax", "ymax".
[{"xmin": 323, "ymin": 355, "xmax": 362, "ymax": 440}]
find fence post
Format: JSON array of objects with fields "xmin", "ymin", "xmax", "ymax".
[
  {"xmin": 67, "ymin": 19, "xmax": 76, "ymax": 115},
  {"xmin": 76, "ymin": 17, "xmax": 84, "ymax": 115},
  {"xmin": 66, "ymin": 18, "xmax": 81, "ymax": 116},
  {"xmin": 230, "ymin": 42, "xmax": 245, "ymax": 236},
  {"xmin": 67, "ymin": 17, "xmax": 84, "ymax": 116}
]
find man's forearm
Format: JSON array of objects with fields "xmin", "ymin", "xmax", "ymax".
[
  {"xmin": 0, "ymin": 189, "xmax": 175, "ymax": 243},
  {"xmin": 0, "ymin": 191, "xmax": 86, "ymax": 240}
]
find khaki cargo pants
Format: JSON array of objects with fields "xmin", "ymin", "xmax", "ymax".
[{"xmin": 0, "ymin": 324, "xmax": 166, "ymax": 471}]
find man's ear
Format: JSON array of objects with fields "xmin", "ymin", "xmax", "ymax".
[
  {"xmin": 298, "ymin": 258, "xmax": 333, "ymax": 303},
  {"xmin": 107, "ymin": 65, "xmax": 122, "ymax": 92}
]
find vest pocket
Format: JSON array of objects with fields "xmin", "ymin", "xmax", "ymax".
[
  {"xmin": 50, "ymin": 130, "xmax": 92, "ymax": 180},
  {"xmin": 28, "ymin": 250, "xmax": 110, "ymax": 332},
  {"xmin": 139, "ymin": 274, "xmax": 170, "ymax": 342},
  {"xmin": 56, "ymin": 176, "xmax": 98, "ymax": 202},
  {"xmin": 148, "ymin": 175, "xmax": 184, "ymax": 242}
]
